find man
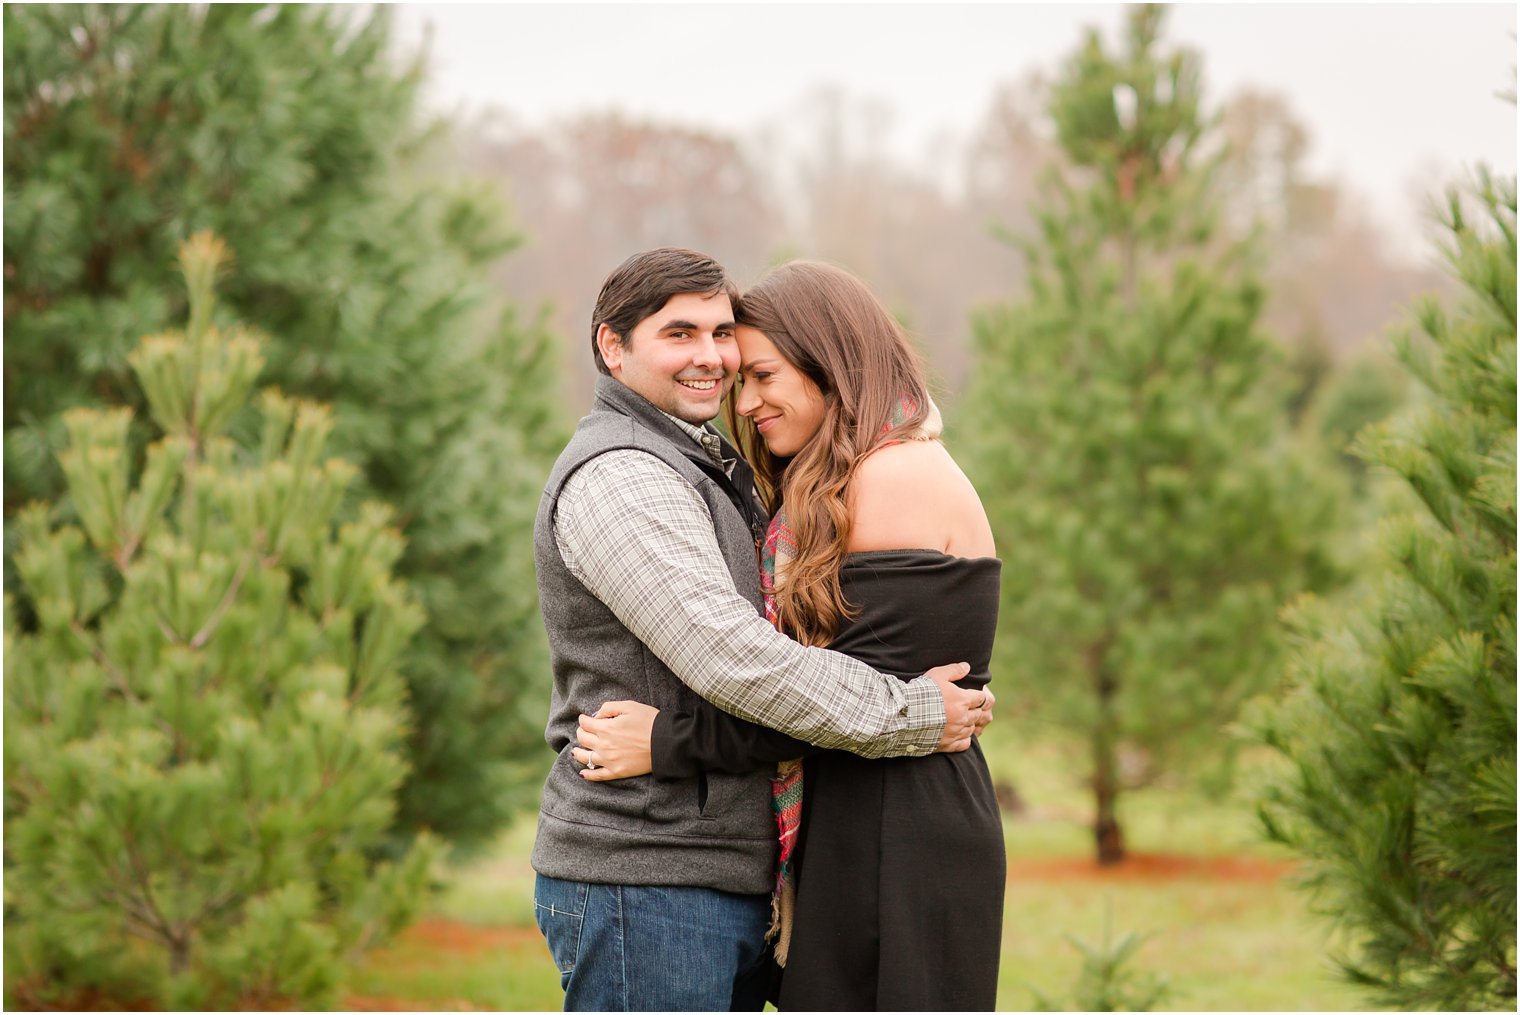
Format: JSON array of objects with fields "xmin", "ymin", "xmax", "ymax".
[{"xmin": 531, "ymin": 248, "xmax": 992, "ymax": 1011}]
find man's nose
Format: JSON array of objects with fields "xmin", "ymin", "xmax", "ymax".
[{"xmin": 690, "ymin": 333, "xmax": 721, "ymax": 369}]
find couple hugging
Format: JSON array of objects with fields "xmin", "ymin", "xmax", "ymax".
[{"xmin": 531, "ymin": 248, "xmax": 1005, "ymax": 1011}]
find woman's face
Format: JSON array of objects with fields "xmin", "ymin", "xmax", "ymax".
[{"xmin": 734, "ymin": 325, "xmax": 827, "ymax": 458}]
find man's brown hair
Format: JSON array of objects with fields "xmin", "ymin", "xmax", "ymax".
[{"xmin": 590, "ymin": 248, "xmax": 739, "ymax": 375}]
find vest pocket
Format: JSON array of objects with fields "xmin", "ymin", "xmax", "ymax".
[{"xmin": 697, "ymin": 771, "xmax": 709, "ymax": 814}]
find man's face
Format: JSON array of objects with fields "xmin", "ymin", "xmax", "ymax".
[{"xmin": 598, "ymin": 291, "xmax": 738, "ymax": 424}]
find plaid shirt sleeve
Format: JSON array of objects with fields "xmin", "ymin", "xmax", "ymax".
[{"xmin": 554, "ymin": 449, "xmax": 946, "ymax": 758}]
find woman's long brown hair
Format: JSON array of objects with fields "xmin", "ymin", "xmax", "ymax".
[{"xmin": 725, "ymin": 261, "xmax": 934, "ymax": 646}]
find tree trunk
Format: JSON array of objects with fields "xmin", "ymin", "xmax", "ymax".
[
  {"xmin": 1093, "ymin": 729, "xmax": 1125, "ymax": 865},
  {"xmin": 169, "ymin": 935, "xmax": 190, "ymax": 976},
  {"xmin": 1089, "ymin": 636, "xmax": 1126, "ymax": 866}
]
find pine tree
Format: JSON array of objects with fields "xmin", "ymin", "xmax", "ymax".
[
  {"xmin": 961, "ymin": 5, "xmax": 1338, "ymax": 863},
  {"xmin": 1251, "ymin": 171, "xmax": 1516, "ymax": 1010},
  {"xmin": 4, "ymin": 233, "xmax": 437, "ymax": 1010},
  {"xmin": 3, "ymin": 4, "xmax": 566, "ymax": 850}
]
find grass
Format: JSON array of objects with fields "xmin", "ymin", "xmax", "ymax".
[
  {"xmin": 346, "ymin": 730, "xmax": 1375, "ymax": 1012},
  {"xmin": 994, "ymin": 873, "xmax": 1366, "ymax": 1011}
]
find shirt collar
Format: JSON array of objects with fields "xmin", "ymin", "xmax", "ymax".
[{"xmin": 662, "ymin": 411, "xmax": 736, "ymax": 477}]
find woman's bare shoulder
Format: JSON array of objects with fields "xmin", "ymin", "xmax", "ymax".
[
  {"xmin": 848, "ymin": 441, "xmax": 995, "ymax": 556},
  {"xmin": 854, "ymin": 437, "xmax": 946, "ymax": 479}
]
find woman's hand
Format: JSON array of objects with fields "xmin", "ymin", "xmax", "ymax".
[{"xmin": 573, "ymin": 700, "xmax": 659, "ymax": 781}]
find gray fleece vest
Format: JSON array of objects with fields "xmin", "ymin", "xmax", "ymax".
[{"xmin": 530, "ymin": 377, "xmax": 776, "ymax": 895}]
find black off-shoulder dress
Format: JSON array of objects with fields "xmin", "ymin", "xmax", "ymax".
[{"xmin": 651, "ymin": 550, "xmax": 1006, "ymax": 1011}]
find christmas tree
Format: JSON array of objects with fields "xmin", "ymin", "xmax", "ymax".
[
  {"xmin": 962, "ymin": 5, "xmax": 1338, "ymax": 862},
  {"xmin": 4, "ymin": 4, "xmax": 566, "ymax": 851},
  {"xmin": 1252, "ymin": 170, "xmax": 1516, "ymax": 1010},
  {"xmin": 5, "ymin": 233, "xmax": 437, "ymax": 1009}
]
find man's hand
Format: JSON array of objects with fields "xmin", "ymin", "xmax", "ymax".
[
  {"xmin": 928, "ymin": 663, "xmax": 994, "ymax": 753},
  {"xmin": 573, "ymin": 700, "xmax": 659, "ymax": 780}
]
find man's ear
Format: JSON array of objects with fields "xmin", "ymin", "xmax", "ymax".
[{"xmin": 596, "ymin": 323, "xmax": 624, "ymax": 374}]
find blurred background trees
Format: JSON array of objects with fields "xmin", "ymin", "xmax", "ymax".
[
  {"xmin": 458, "ymin": 110, "xmax": 784, "ymax": 398},
  {"xmin": 4, "ymin": 4, "xmax": 565, "ymax": 854},
  {"xmin": 429, "ymin": 26, "xmax": 1447, "ymax": 409},
  {"xmin": 959, "ymin": 4, "xmax": 1342, "ymax": 864}
]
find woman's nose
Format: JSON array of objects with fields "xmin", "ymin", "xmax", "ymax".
[{"xmin": 735, "ymin": 380, "xmax": 758, "ymax": 415}]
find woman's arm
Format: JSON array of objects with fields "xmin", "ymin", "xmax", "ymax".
[
  {"xmin": 653, "ymin": 699, "xmax": 814, "ymax": 778},
  {"xmin": 573, "ymin": 696, "xmax": 813, "ymax": 781}
]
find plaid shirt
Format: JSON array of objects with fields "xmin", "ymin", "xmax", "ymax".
[{"xmin": 553, "ymin": 420, "xmax": 946, "ymax": 757}]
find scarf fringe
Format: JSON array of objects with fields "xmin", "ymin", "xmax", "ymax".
[{"xmin": 767, "ymin": 878, "xmax": 797, "ymax": 967}]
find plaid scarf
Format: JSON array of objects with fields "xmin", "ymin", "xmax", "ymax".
[{"xmin": 762, "ymin": 393, "xmax": 941, "ymax": 965}]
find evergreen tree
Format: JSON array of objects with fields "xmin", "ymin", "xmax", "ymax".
[
  {"xmin": 1304, "ymin": 347, "xmax": 1410, "ymax": 489},
  {"xmin": 961, "ymin": 5, "xmax": 1337, "ymax": 863},
  {"xmin": 1251, "ymin": 171, "xmax": 1516, "ymax": 1010},
  {"xmin": 3, "ymin": 4, "xmax": 566, "ymax": 850},
  {"xmin": 5, "ymin": 234, "xmax": 437, "ymax": 1010}
]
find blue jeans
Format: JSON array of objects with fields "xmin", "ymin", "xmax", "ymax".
[{"xmin": 534, "ymin": 874, "xmax": 773, "ymax": 1011}]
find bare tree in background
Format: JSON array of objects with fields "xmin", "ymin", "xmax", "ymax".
[
  {"xmin": 458, "ymin": 112, "xmax": 784, "ymax": 398},
  {"xmin": 434, "ymin": 81, "xmax": 1448, "ymax": 411},
  {"xmin": 760, "ymin": 86, "xmax": 1031, "ymax": 390},
  {"xmin": 1218, "ymin": 88, "xmax": 1451, "ymax": 369},
  {"xmin": 965, "ymin": 72, "xmax": 1055, "ymax": 252}
]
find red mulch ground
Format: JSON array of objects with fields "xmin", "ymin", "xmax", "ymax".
[
  {"xmin": 1006, "ymin": 852, "xmax": 1293, "ymax": 882},
  {"xmin": 393, "ymin": 918, "xmax": 542, "ymax": 954},
  {"xmin": 345, "ymin": 998, "xmax": 454, "ymax": 1012},
  {"xmin": 346, "ymin": 995, "xmax": 485, "ymax": 1012},
  {"xmin": 345, "ymin": 920, "xmax": 543, "ymax": 1011}
]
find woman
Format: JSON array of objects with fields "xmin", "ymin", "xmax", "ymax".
[{"xmin": 575, "ymin": 261, "xmax": 1004, "ymax": 1011}]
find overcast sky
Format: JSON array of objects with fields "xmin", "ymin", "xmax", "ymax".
[{"xmin": 393, "ymin": 3, "xmax": 1516, "ymax": 252}]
